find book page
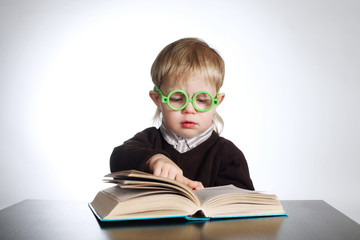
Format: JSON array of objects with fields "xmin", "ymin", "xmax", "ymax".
[
  {"xmin": 194, "ymin": 185, "xmax": 284, "ymax": 217},
  {"xmin": 194, "ymin": 185, "xmax": 255, "ymax": 205},
  {"xmin": 106, "ymin": 179, "xmax": 198, "ymax": 203},
  {"xmin": 102, "ymin": 186, "xmax": 168, "ymax": 202},
  {"xmin": 105, "ymin": 170, "xmax": 200, "ymax": 205},
  {"xmin": 93, "ymin": 186, "xmax": 199, "ymax": 219}
]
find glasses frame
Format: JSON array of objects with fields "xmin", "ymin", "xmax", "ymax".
[{"xmin": 154, "ymin": 86, "xmax": 219, "ymax": 112}]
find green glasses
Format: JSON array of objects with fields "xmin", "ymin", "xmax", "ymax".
[{"xmin": 154, "ymin": 86, "xmax": 219, "ymax": 112}]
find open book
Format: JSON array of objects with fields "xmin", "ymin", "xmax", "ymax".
[{"xmin": 89, "ymin": 170, "xmax": 287, "ymax": 221}]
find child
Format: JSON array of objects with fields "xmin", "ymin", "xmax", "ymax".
[{"xmin": 110, "ymin": 38, "xmax": 254, "ymax": 190}]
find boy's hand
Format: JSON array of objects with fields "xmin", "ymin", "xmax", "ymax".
[{"xmin": 147, "ymin": 154, "xmax": 204, "ymax": 190}]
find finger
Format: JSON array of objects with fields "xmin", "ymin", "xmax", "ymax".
[
  {"xmin": 180, "ymin": 176, "xmax": 201, "ymax": 190},
  {"xmin": 195, "ymin": 182, "xmax": 204, "ymax": 190},
  {"xmin": 159, "ymin": 168, "xmax": 169, "ymax": 178},
  {"xmin": 169, "ymin": 166, "xmax": 183, "ymax": 180},
  {"xmin": 186, "ymin": 180, "xmax": 199, "ymax": 189},
  {"xmin": 153, "ymin": 166, "xmax": 162, "ymax": 176},
  {"xmin": 189, "ymin": 180, "xmax": 203, "ymax": 190},
  {"xmin": 168, "ymin": 171, "xmax": 177, "ymax": 180},
  {"xmin": 175, "ymin": 174, "xmax": 185, "ymax": 184}
]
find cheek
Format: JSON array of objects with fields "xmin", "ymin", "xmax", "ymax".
[
  {"xmin": 161, "ymin": 108, "xmax": 177, "ymax": 123},
  {"xmin": 204, "ymin": 111, "xmax": 218, "ymax": 127},
  {"xmin": 203, "ymin": 109, "xmax": 216, "ymax": 120},
  {"xmin": 203, "ymin": 112, "xmax": 215, "ymax": 125}
]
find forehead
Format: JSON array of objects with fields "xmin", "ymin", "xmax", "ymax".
[{"xmin": 162, "ymin": 72, "xmax": 216, "ymax": 93}]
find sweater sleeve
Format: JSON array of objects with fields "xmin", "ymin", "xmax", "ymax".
[
  {"xmin": 215, "ymin": 138, "xmax": 255, "ymax": 190},
  {"xmin": 110, "ymin": 127, "xmax": 170, "ymax": 173}
]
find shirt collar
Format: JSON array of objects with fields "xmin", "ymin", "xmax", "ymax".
[{"xmin": 159, "ymin": 120, "xmax": 213, "ymax": 153}]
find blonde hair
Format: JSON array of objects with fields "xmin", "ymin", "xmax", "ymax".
[{"xmin": 151, "ymin": 38, "xmax": 225, "ymax": 134}]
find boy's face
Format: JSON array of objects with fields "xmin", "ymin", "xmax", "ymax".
[{"xmin": 150, "ymin": 74, "xmax": 224, "ymax": 139}]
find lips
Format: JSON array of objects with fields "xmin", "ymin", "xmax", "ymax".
[{"xmin": 181, "ymin": 121, "xmax": 196, "ymax": 128}]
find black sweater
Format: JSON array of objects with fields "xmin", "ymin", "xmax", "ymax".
[{"xmin": 110, "ymin": 127, "xmax": 254, "ymax": 190}]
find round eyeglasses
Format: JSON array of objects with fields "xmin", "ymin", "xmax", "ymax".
[{"xmin": 154, "ymin": 86, "xmax": 219, "ymax": 112}]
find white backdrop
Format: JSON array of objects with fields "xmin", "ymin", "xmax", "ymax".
[{"xmin": 1, "ymin": 0, "xmax": 359, "ymax": 223}]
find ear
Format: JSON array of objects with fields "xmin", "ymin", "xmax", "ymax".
[
  {"xmin": 212, "ymin": 93, "xmax": 225, "ymax": 112},
  {"xmin": 217, "ymin": 93, "xmax": 225, "ymax": 105},
  {"xmin": 149, "ymin": 90, "xmax": 161, "ymax": 109}
]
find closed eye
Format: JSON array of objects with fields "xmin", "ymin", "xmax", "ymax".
[
  {"xmin": 170, "ymin": 97, "xmax": 184, "ymax": 102},
  {"xmin": 197, "ymin": 98, "xmax": 209, "ymax": 103}
]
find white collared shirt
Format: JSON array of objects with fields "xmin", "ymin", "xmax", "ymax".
[{"xmin": 159, "ymin": 121, "xmax": 214, "ymax": 153}]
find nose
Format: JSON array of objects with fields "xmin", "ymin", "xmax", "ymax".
[{"xmin": 182, "ymin": 100, "xmax": 196, "ymax": 114}]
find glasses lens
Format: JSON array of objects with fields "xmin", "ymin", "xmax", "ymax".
[
  {"xmin": 168, "ymin": 91, "xmax": 187, "ymax": 109},
  {"xmin": 194, "ymin": 92, "xmax": 213, "ymax": 111}
]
